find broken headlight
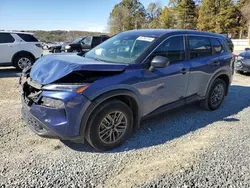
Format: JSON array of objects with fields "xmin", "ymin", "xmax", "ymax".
[
  {"xmin": 42, "ymin": 84, "xmax": 89, "ymax": 93},
  {"xmin": 40, "ymin": 97, "xmax": 64, "ymax": 108}
]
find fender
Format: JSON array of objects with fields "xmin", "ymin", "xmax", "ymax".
[
  {"xmin": 79, "ymin": 89, "xmax": 142, "ymax": 138},
  {"xmin": 204, "ymin": 69, "xmax": 231, "ymax": 98},
  {"xmin": 11, "ymin": 50, "xmax": 35, "ymax": 63}
]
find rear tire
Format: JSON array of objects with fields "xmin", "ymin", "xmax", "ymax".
[
  {"xmin": 85, "ymin": 100, "xmax": 133, "ymax": 151},
  {"xmin": 13, "ymin": 54, "xmax": 34, "ymax": 71},
  {"xmin": 201, "ymin": 78, "xmax": 226, "ymax": 111}
]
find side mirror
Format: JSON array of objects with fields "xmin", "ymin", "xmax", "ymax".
[{"xmin": 149, "ymin": 56, "xmax": 170, "ymax": 72}]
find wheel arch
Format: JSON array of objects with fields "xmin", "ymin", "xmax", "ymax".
[
  {"xmin": 80, "ymin": 89, "xmax": 141, "ymax": 138},
  {"xmin": 205, "ymin": 71, "xmax": 231, "ymax": 97},
  {"xmin": 11, "ymin": 51, "xmax": 36, "ymax": 64}
]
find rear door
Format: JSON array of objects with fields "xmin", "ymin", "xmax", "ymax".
[
  {"xmin": 185, "ymin": 35, "xmax": 218, "ymax": 97},
  {"xmin": 15, "ymin": 33, "xmax": 42, "ymax": 58},
  {"xmin": 0, "ymin": 33, "xmax": 16, "ymax": 63},
  {"xmin": 212, "ymin": 38, "xmax": 233, "ymax": 73}
]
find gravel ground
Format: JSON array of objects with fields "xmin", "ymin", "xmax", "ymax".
[{"xmin": 0, "ymin": 66, "xmax": 250, "ymax": 188}]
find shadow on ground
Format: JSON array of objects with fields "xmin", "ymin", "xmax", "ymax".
[
  {"xmin": 0, "ymin": 67, "xmax": 21, "ymax": 78},
  {"xmin": 62, "ymin": 84, "xmax": 250, "ymax": 153}
]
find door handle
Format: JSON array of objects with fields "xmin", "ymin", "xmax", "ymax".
[
  {"xmin": 211, "ymin": 61, "xmax": 220, "ymax": 66},
  {"xmin": 180, "ymin": 68, "xmax": 188, "ymax": 74},
  {"xmin": 7, "ymin": 45, "xmax": 13, "ymax": 47}
]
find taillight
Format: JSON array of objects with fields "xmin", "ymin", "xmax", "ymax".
[{"xmin": 35, "ymin": 44, "xmax": 42, "ymax": 48}]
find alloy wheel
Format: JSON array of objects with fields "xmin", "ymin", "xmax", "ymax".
[
  {"xmin": 211, "ymin": 84, "xmax": 224, "ymax": 107},
  {"xmin": 17, "ymin": 57, "xmax": 31, "ymax": 70},
  {"xmin": 99, "ymin": 111, "xmax": 128, "ymax": 144}
]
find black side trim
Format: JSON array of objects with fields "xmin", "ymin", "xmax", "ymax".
[
  {"xmin": 143, "ymin": 99, "xmax": 185, "ymax": 120},
  {"xmin": 142, "ymin": 94, "xmax": 200, "ymax": 120},
  {"xmin": 0, "ymin": 62, "xmax": 13, "ymax": 66}
]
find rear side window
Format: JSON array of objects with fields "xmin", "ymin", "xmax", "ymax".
[
  {"xmin": 17, "ymin": 34, "xmax": 38, "ymax": 42},
  {"xmin": 188, "ymin": 36, "xmax": 212, "ymax": 59},
  {"xmin": 92, "ymin": 37, "xmax": 102, "ymax": 43},
  {"xmin": 221, "ymin": 38, "xmax": 231, "ymax": 52},
  {"xmin": 211, "ymin": 38, "xmax": 224, "ymax": 54},
  {"xmin": 102, "ymin": 37, "xmax": 109, "ymax": 42},
  {"xmin": 153, "ymin": 36, "xmax": 185, "ymax": 63},
  {"xmin": 0, "ymin": 33, "xmax": 15, "ymax": 43}
]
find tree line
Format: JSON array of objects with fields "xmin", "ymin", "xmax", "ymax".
[
  {"xmin": 108, "ymin": 0, "xmax": 250, "ymax": 39},
  {"xmin": 27, "ymin": 30, "xmax": 104, "ymax": 43}
]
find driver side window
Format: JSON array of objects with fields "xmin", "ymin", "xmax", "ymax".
[
  {"xmin": 152, "ymin": 36, "xmax": 185, "ymax": 63},
  {"xmin": 81, "ymin": 37, "xmax": 92, "ymax": 45}
]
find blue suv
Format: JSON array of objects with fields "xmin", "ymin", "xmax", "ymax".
[{"xmin": 21, "ymin": 29, "xmax": 233, "ymax": 150}]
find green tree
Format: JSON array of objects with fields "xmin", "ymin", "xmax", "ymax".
[
  {"xmin": 108, "ymin": 6, "xmax": 130, "ymax": 34},
  {"xmin": 171, "ymin": 0, "xmax": 197, "ymax": 29},
  {"xmin": 146, "ymin": 3, "xmax": 162, "ymax": 28},
  {"xmin": 159, "ymin": 7, "xmax": 174, "ymax": 28},
  {"xmin": 240, "ymin": 0, "xmax": 250, "ymax": 39},
  {"xmin": 197, "ymin": 0, "xmax": 241, "ymax": 36},
  {"xmin": 108, "ymin": 0, "xmax": 146, "ymax": 34},
  {"xmin": 197, "ymin": 0, "xmax": 218, "ymax": 31}
]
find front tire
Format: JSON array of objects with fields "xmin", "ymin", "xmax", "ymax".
[
  {"xmin": 14, "ymin": 54, "xmax": 34, "ymax": 70},
  {"xmin": 201, "ymin": 78, "xmax": 226, "ymax": 111},
  {"xmin": 85, "ymin": 100, "xmax": 133, "ymax": 151}
]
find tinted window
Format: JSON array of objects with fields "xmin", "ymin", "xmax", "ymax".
[
  {"xmin": 82, "ymin": 37, "xmax": 92, "ymax": 45},
  {"xmin": 188, "ymin": 36, "xmax": 212, "ymax": 59},
  {"xmin": 153, "ymin": 36, "xmax": 185, "ymax": 63},
  {"xmin": 102, "ymin": 37, "xmax": 109, "ymax": 42},
  {"xmin": 17, "ymin": 34, "xmax": 38, "ymax": 42},
  {"xmin": 92, "ymin": 37, "xmax": 102, "ymax": 43},
  {"xmin": 211, "ymin": 38, "xmax": 224, "ymax": 54},
  {"xmin": 0, "ymin": 33, "xmax": 15, "ymax": 43}
]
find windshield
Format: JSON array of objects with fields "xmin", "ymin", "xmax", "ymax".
[
  {"xmin": 85, "ymin": 34, "xmax": 156, "ymax": 64},
  {"xmin": 72, "ymin": 37, "xmax": 85, "ymax": 44}
]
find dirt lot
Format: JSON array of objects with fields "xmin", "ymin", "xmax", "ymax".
[{"xmin": 1, "ymin": 67, "xmax": 250, "ymax": 187}]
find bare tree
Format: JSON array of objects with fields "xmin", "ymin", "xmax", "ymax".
[{"xmin": 241, "ymin": 0, "xmax": 250, "ymax": 39}]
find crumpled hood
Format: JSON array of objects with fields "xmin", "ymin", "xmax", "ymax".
[{"xmin": 30, "ymin": 54, "xmax": 128, "ymax": 85}]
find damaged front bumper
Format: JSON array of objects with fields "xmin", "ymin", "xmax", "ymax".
[{"xmin": 21, "ymin": 85, "xmax": 91, "ymax": 142}]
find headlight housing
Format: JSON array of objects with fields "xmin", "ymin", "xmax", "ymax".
[
  {"xmin": 65, "ymin": 45, "xmax": 71, "ymax": 50},
  {"xmin": 42, "ymin": 84, "xmax": 89, "ymax": 93},
  {"xmin": 40, "ymin": 97, "xmax": 64, "ymax": 108}
]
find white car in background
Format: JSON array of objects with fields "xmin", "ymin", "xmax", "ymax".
[{"xmin": 0, "ymin": 31, "xmax": 43, "ymax": 70}]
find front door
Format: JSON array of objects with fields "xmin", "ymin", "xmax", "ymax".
[{"xmin": 136, "ymin": 36, "xmax": 190, "ymax": 116}]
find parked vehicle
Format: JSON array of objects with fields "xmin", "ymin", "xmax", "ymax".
[
  {"xmin": 61, "ymin": 35, "xmax": 110, "ymax": 53},
  {"xmin": 48, "ymin": 42, "xmax": 65, "ymax": 53},
  {"xmin": 20, "ymin": 29, "xmax": 233, "ymax": 151},
  {"xmin": 235, "ymin": 49, "xmax": 250, "ymax": 73},
  {"xmin": 0, "ymin": 31, "xmax": 43, "ymax": 70}
]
